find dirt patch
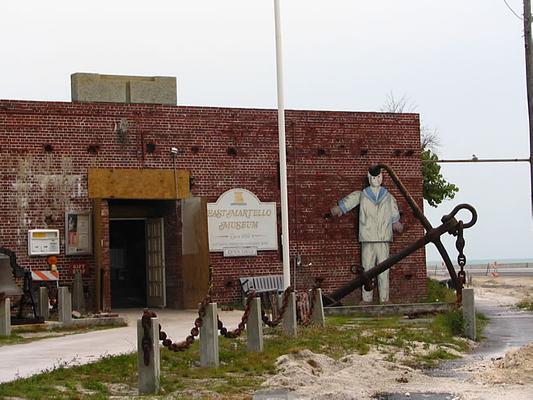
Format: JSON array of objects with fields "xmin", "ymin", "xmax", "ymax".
[
  {"xmin": 474, "ymin": 342, "xmax": 533, "ymax": 385},
  {"xmin": 262, "ymin": 276, "xmax": 533, "ymax": 400},
  {"xmin": 264, "ymin": 349, "xmax": 428, "ymax": 400}
]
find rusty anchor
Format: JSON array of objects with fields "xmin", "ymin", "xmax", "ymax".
[{"xmin": 323, "ymin": 164, "xmax": 477, "ymax": 307}]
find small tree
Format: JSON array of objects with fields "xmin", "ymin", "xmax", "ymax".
[
  {"xmin": 380, "ymin": 93, "xmax": 458, "ymax": 207},
  {"xmin": 421, "ymin": 148, "xmax": 458, "ymax": 207}
]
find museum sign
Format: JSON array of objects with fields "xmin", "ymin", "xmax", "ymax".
[{"xmin": 207, "ymin": 188, "xmax": 278, "ymax": 252}]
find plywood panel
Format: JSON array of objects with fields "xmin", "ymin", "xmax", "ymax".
[
  {"xmin": 88, "ymin": 168, "xmax": 190, "ymax": 200},
  {"xmin": 181, "ymin": 197, "xmax": 210, "ymax": 309},
  {"xmin": 92, "ymin": 199, "xmax": 103, "ymax": 312}
]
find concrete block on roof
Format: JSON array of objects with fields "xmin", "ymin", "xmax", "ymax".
[
  {"xmin": 129, "ymin": 78, "xmax": 176, "ymax": 104},
  {"xmin": 71, "ymin": 73, "xmax": 177, "ymax": 105}
]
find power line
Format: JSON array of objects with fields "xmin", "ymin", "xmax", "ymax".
[
  {"xmin": 503, "ymin": 0, "xmax": 523, "ymax": 20},
  {"xmin": 422, "ymin": 157, "xmax": 530, "ymax": 164}
]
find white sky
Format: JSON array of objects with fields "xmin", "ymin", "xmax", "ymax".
[{"xmin": 2, "ymin": 0, "xmax": 532, "ymax": 262}]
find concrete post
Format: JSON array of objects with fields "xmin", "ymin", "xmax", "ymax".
[
  {"xmin": 137, "ymin": 316, "xmax": 160, "ymax": 394},
  {"xmin": 281, "ymin": 292, "xmax": 297, "ymax": 337},
  {"xmin": 200, "ymin": 303, "xmax": 219, "ymax": 368},
  {"xmin": 0, "ymin": 297, "xmax": 11, "ymax": 336},
  {"xmin": 462, "ymin": 288, "xmax": 476, "ymax": 340},
  {"xmin": 72, "ymin": 270, "xmax": 85, "ymax": 313},
  {"xmin": 311, "ymin": 288, "xmax": 325, "ymax": 327},
  {"xmin": 38, "ymin": 287, "xmax": 49, "ymax": 320},
  {"xmin": 247, "ymin": 297, "xmax": 263, "ymax": 352},
  {"xmin": 58, "ymin": 287, "xmax": 72, "ymax": 325}
]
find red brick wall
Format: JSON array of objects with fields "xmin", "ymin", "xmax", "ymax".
[{"xmin": 0, "ymin": 100, "xmax": 426, "ymax": 308}]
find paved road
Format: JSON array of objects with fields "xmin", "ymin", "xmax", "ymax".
[{"xmin": 0, "ymin": 308, "xmax": 244, "ymax": 383}]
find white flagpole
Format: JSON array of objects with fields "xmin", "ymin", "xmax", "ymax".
[{"xmin": 274, "ymin": 0, "xmax": 291, "ymax": 289}]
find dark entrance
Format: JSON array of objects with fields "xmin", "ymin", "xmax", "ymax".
[{"xmin": 110, "ymin": 219, "xmax": 146, "ymax": 308}]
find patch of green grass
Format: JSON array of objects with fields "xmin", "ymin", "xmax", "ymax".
[
  {"xmin": 431, "ymin": 309, "xmax": 488, "ymax": 343},
  {"xmin": 476, "ymin": 312, "xmax": 489, "ymax": 340},
  {"xmin": 413, "ymin": 347, "xmax": 460, "ymax": 368},
  {"xmin": 0, "ymin": 333, "xmax": 26, "ymax": 346},
  {"xmin": 16, "ymin": 322, "xmax": 127, "ymax": 334},
  {"xmin": 82, "ymin": 380, "xmax": 108, "ymax": 393},
  {"xmin": 0, "ymin": 324, "xmax": 126, "ymax": 347},
  {"xmin": 432, "ymin": 309, "xmax": 464, "ymax": 336},
  {"xmin": 0, "ymin": 353, "xmax": 137, "ymax": 399},
  {"xmin": 516, "ymin": 300, "xmax": 533, "ymax": 311},
  {"xmin": 0, "ymin": 312, "xmax": 487, "ymax": 399}
]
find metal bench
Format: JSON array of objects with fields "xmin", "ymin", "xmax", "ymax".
[
  {"xmin": 239, "ymin": 274, "xmax": 284, "ymax": 309},
  {"xmin": 239, "ymin": 274, "xmax": 284, "ymax": 296}
]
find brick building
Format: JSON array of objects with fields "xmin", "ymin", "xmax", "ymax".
[{"xmin": 0, "ymin": 74, "xmax": 426, "ymax": 311}]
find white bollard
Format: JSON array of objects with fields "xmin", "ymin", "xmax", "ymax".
[
  {"xmin": 200, "ymin": 303, "xmax": 219, "ymax": 368},
  {"xmin": 58, "ymin": 287, "xmax": 72, "ymax": 325},
  {"xmin": 311, "ymin": 288, "xmax": 325, "ymax": 327},
  {"xmin": 247, "ymin": 297, "xmax": 263, "ymax": 352},
  {"xmin": 137, "ymin": 316, "xmax": 160, "ymax": 394},
  {"xmin": 0, "ymin": 297, "xmax": 11, "ymax": 336},
  {"xmin": 462, "ymin": 288, "xmax": 476, "ymax": 340}
]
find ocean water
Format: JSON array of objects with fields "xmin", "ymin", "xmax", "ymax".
[{"xmin": 426, "ymin": 257, "xmax": 533, "ymax": 266}]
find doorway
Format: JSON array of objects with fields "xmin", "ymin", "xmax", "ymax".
[
  {"xmin": 97, "ymin": 197, "xmax": 208, "ymax": 311},
  {"xmin": 110, "ymin": 219, "xmax": 146, "ymax": 308}
]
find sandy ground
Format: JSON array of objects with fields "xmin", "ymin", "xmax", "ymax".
[{"xmin": 262, "ymin": 276, "xmax": 533, "ymax": 400}]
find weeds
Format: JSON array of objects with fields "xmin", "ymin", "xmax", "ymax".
[
  {"xmin": 0, "ymin": 333, "xmax": 25, "ymax": 346},
  {"xmin": 426, "ymin": 278, "xmax": 456, "ymax": 303},
  {"xmin": 0, "ymin": 312, "xmax": 483, "ymax": 399},
  {"xmin": 0, "ymin": 324, "xmax": 126, "ymax": 348},
  {"xmin": 516, "ymin": 300, "xmax": 533, "ymax": 311}
]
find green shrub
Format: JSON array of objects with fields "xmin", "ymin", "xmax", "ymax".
[{"xmin": 426, "ymin": 278, "xmax": 456, "ymax": 303}]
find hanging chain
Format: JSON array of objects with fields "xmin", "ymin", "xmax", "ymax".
[
  {"xmin": 141, "ymin": 309, "xmax": 157, "ymax": 365},
  {"xmin": 300, "ymin": 286, "xmax": 319, "ymax": 326},
  {"xmin": 455, "ymin": 221, "xmax": 467, "ymax": 287},
  {"xmin": 144, "ymin": 262, "xmax": 325, "ymax": 355},
  {"xmin": 218, "ymin": 291, "xmax": 257, "ymax": 338},
  {"xmin": 157, "ymin": 266, "xmax": 215, "ymax": 352},
  {"xmin": 261, "ymin": 286, "xmax": 294, "ymax": 327},
  {"xmin": 158, "ymin": 295, "xmax": 211, "ymax": 352},
  {"xmin": 208, "ymin": 264, "xmax": 214, "ymax": 296}
]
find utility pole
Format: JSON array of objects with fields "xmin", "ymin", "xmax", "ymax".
[{"xmin": 523, "ymin": 0, "xmax": 533, "ymax": 216}]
